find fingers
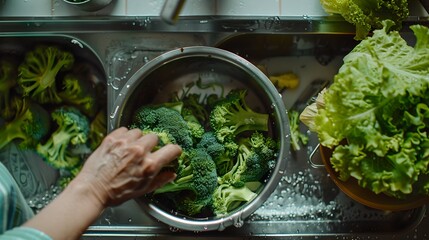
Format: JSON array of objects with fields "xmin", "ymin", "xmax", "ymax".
[
  {"xmin": 138, "ymin": 132, "xmax": 160, "ymax": 153},
  {"xmin": 150, "ymin": 143, "xmax": 182, "ymax": 167},
  {"xmin": 142, "ymin": 171, "xmax": 177, "ymax": 194}
]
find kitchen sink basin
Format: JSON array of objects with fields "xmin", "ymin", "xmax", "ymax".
[{"xmin": 0, "ymin": 16, "xmax": 428, "ymax": 239}]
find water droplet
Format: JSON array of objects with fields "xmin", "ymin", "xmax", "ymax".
[{"xmin": 71, "ymin": 39, "xmax": 84, "ymax": 48}]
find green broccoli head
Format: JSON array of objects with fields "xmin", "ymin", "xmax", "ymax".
[
  {"xmin": 0, "ymin": 98, "xmax": 50, "ymax": 150},
  {"xmin": 174, "ymin": 193, "xmax": 214, "ymax": 216},
  {"xmin": 181, "ymin": 93, "xmax": 210, "ymax": 124},
  {"xmin": 220, "ymin": 132, "xmax": 277, "ymax": 187},
  {"xmin": 212, "ymin": 183, "xmax": 257, "ymax": 216},
  {"xmin": 131, "ymin": 105, "xmax": 194, "ymax": 149},
  {"xmin": 37, "ymin": 106, "xmax": 90, "ymax": 170},
  {"xmin": 58, "ymin": 73, "xmax": 98, "ymax": 118},
  {"xmin": 0, "ymin": 59, "xmax": 18, "ymax": 120},
  {"xmin": 18, "ymin": 45, "xmax": 75, "ymax": 104},
  {"xmin": 197, "ymin": 131, "xmax": 238, "ymax": 176},
  {"xmin": 153, "ymin": 148, "xmax": 218, "ymax": 216},
  {"xmin": 320, "ymin": 0, "xmax": 409, "ymax": 40},
  {"xmin": 209, "ymin": 89, "xmax": 269, "ymax": 143}
]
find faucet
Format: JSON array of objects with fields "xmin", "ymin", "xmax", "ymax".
[{"xmin": 160, "ymin": 0, "xmax": 186, "ymax": 25}]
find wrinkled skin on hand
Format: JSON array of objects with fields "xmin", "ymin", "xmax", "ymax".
[{"xmin": 76, "ymin": 127, "xmax": 182, "ymax": 207}]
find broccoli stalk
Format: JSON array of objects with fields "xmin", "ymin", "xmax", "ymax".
[
  {"xmin": 212, "ymin": 183, "xmax": 257, "ymax": 216},
  {"xmin": 289, "ymin": 109, "xmax": 309, "ymax": 151},
  {"xmin": 18, "ymin": 45, "xmax": 75, "ymax": 104},
  {"xmin": 210, "ymin": 89, "xmax": 269, "ymax": 143},
  {"xmin": 0, "ymin": 98, "xmax": 50, "ymax": 150},
  {"xmin": 37, "ymin": 106, "xmax": 90, "ymax": 170},
  {"xmin": 0, "ymin": 59, "xmax": 18, "ymax": 120}
]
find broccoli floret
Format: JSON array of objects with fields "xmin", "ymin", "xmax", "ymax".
[
  {"xmin": 88, "ymin": 110, "xmax": 107, "ymax": 150},
  {"xmin": 0, "ymin": 59, "xmax": 18, "ymax": 120},
  {"xmin": 17, "ymin": 45, "xmax": 75, "ymax": 104},
  {"xmin": 181, "ymin": 107, "xmax": 205, "ymax": 140},
  {"xmin": 220, "ymin": 132, "xmax": 277, "ymax": 187},
  {"xmin": 0, "ymin": 98, "xmax": 50, "ymax": 150},
  {"xmin": 197, "ymin": 131, "xmax": 238, "ymax": 176},
  {"xmin": 174, "ymin": 194, "xmax": 214, "ymax": 217},
  {"xmin": 37, "ymin": 106, "xmax": 90, "ymax": 170},
  {"xmin": 181, "ymin": 93, "xmax": 210, "ymax": 124},
  {"xmin": 153, "ymin": 148, "xmax": 218, "ymax": 216},
  {"xmin": 130, "ymin": 105, "xmax": 193, "ymax": 149},
  {"xmin": 58, "ymin": 73, "xmax": 98, "ymax": 118},
  {"xmin": 212, "ymin": 183, "xmax": 257, "ymax": 216},
  {"xmin": 209, "ymin": 89, "xmax": 269, "ymax": 143},
  {"xmin": 142, "ymin": 128, "xmax": 176, "ymax": 146}
]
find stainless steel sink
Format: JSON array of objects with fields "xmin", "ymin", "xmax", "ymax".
[{"xmin": 1, "ymin": 16, "xmax": 428, "ymax": 239}]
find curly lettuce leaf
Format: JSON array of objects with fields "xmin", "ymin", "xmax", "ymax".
[
  {"xmin": 320, "ymin": 0, "xmax": 409, "ymax": 40},
  {"xmin": 314, "ymin": 21, "xmax": 429, "ymax": 197}
]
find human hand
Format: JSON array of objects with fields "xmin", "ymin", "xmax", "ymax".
[{"xmin": 75, "ymin": 127, "xmax": 182, "ymax": 207}]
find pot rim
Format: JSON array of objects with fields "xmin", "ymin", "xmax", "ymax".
[{"xmin": 110, "ymin": 46, "xmax": 290, "ymax": 231}]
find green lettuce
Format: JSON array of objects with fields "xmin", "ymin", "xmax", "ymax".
[
  {"xmin": 320, "ymin": 0, "xmax": 409, "ymax": 40},
  {"xmin": 314, "ymin": 21, "xmax": 429, "ymax": 198}
]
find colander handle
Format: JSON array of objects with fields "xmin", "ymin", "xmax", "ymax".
[{"xmin": 308, "ymin": 143, "xmax": 325, "ymax": 168}]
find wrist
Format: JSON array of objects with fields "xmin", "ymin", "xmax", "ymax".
[{"xmin": 67, "ymin": 174, "xmax": 108, "ymax": 210}]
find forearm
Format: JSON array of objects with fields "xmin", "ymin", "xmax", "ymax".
[{"xmin": 23, "ymin": 178, "xmax": 104, "ymax": 240}]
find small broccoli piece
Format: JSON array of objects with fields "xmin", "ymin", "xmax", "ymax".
[
  {"xmin": 0, "ymin": 59, "xmax": 18, "ymax": 120},
  {"xmin": 88, "ymin": 110, "xmax": 107, "ymax": 150},
  {"xmin": 18, "ymin": 45, "xmax": 75, "ymax": 104},
  {"xmin": 153, "ymin": 148, "xmax": 218, "ymax": 216},
  {"xmin": 58, "ymin": 73, "xmax": 98, "ymax": 118},
  {"xmin": 181, "ymin": 107, "xmax": 205, "ymax": 140},
  {"xmin": 174, "ymin": 194, "xmax": 214, "ymax": 216},
  {"xmin": 130, "ymin": 105, "xmax": 193, "ymax": 149},
  {"xmin": 289, "ymin": 109, "xmax": 309, "ymax": 151},
  {"xmin": 142, "ymin": 128, "xmax": 176, "ymax": 146},
  {"xmin": 181, "ymin": 93, "xmax": 210, "ymax": 124},
  {"xmin": 212, "ymin": 183, "xmax": 257, "ymax": 216},
  {"xmin": 197, "ymin": 131, "xmax": 238, "ymax": 176},
  {"xmin": 0, "ymin": 98, "xmax": 50, "ymax": 150},
  {"xmin": 220, "ymin": 132, "xmax": 277, "ymax": 187},
  {"xmin": 210, "ymin": 89, "xmax": 269, "ymax": 143},
  {"xmin": 37, "ymin": 106, "xmax": 90, "ymax": 170}
]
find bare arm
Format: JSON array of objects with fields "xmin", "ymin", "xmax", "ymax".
[{"xmin": 23, "ymin": 127, "xmax": 182, "ymax": 240}]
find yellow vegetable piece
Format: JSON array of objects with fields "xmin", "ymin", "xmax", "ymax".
[{"xmin": 268, "ymin": 72, "xmax": 300, "ymax": 90}]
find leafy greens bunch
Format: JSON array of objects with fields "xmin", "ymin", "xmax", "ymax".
[
  {"xmin": 0, "ymin": 45, "xmax": 107, "ymax": 187},
  {"xmin": 130, "ymin": 82, "xmax": 278, "ymax": 217},
  {"xmin": 301, "ymin": 21, "xmax": 429, "ymax": 199},
  {"xmin": 319, "ymin": 0, "xmax": 409, "ymax": 40}
]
